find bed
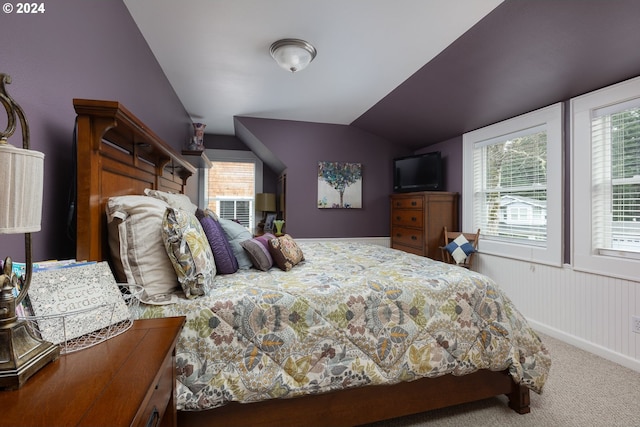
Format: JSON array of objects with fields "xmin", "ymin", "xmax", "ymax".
[{"xmin": 73, "ymin": 99, "xmax": 550, "ymax": 427}]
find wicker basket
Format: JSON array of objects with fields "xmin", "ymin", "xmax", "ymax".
[{"xmin": 19, "ymin": 284, "xmax": 142, "ymax": 354}]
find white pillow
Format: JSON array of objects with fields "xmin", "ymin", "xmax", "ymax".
[
  {"xmin": 106, "ymin": 195, "xmax": 180, "ymax": 303},
  {"xmin": 144, "ymin": 188, "xmax": 197, "ymax": 213}
]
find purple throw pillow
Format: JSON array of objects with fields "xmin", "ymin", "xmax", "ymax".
[{"xmin": 196, "ymin": 210, "xmax": 239, "ymax": 274}]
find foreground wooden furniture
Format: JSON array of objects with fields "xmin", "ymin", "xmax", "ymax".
[
  {"xmin": 390, "ymin": 191, "xmax": 458, "ymax": 260},
  {"xmin": 74, "ymin": 99, "xmax": 195, "ymax": 262},
  {"xmin": 74, "ymin": 99, "xmax": 530, "ymax": 427},
  {"xmin": 441, "ymin": 227, "xmax": 481, "ymax": 269},
  {"xmin": 0, "ymin": 317, "xmax": 185, "ymax": 427},
  {"xmin": 179, "ymin": 370, "xmax": 529, "ymax": 427}
]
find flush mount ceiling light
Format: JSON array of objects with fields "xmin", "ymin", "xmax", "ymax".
[{"xmin": 269, "ymin": 39, "xmax": 317, "ymax": 73}]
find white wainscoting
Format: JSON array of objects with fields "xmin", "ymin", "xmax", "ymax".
[{"xmin": 476, "ymin": 253, "xmax": 640, "ymax": 372}]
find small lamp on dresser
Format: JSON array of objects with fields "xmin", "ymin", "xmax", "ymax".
[
  {"xmin": 0, "ymin": 73, "xmax": 59, "ymax": 390},
  {"xmin": 255, "ymin": 192, "xmax": 276, "ymax": 232}
]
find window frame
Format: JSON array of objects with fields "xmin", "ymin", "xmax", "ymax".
[
  {"xmin": 202, "ymin": 149, "xmax": 263, "ymax": 228},
  {"xmin": 462, "ymin": 102, "xmax": 564, "ymax": 266},
  {"xmin": 571, "ymin": 76, "xmax": 640, "ymax": 281}
]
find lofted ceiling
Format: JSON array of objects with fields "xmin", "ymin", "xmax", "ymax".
[
  {"xmin": 124, "ymin": 0, "xmax": 640, "ymax": 150},
  {"xmin": 123, "ymin": 0, "xmax": 502, "ymax": 141}
]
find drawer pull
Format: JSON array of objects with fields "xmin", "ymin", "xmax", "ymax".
[
  {"xmin": 396, "ymin": 233, "xmax": 402, "ymax": 238},
  {"xmin": 145, "ymin": 406, "xmax": 160, "ymax": 427},
  {"xmin": 411, "ymin": 236, "xmax": 417, "ymax": 240},
  {"xmin": 411, "ymin": 217, "xmax": 417, "ymax": 222},
  {"xmin": 411, "ymin": 201, "xmax": 417, "ymax": 206},
  {"xmin": 396, "ymin": 216, "xmax": 401, "ymax": 221}
]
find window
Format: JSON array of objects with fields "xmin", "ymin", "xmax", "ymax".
[
  {"xmin": 207, "ymin": 161, "xmax": 255, "ymax": 228},
  {"xmin": 572, "ymin": 76, "xmax": 640, "ymax": 280},
  {"xmin": 201, "ymin": 149, "xmax": 263, "ymax": 230},
  {"xmin": 463, "ymin": 103, "xmax": 563, "ymax": 266}
]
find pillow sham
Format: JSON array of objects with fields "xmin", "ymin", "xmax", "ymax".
[
  {"xmin": 162, "ymin": 207, "xmax": 216, "ymax": 298},
  {"xmin": 144, "ymin": 188, "xmax": 197, "ymax": 214},
  {"xmin": 218, "ymin": 218, "xmax": 253, "ymax": 270},
  {"xmin": 105, "ymin": 195, "xmax": 180, "ymax": 303},
  {"xmin": 195, "ymin": 209, "xmax": 238, "ymax": 274},
  {"xmin": 268, "ymin": 234, "xmax": 305, "ymax": 271},
  {"xmin": 445, "ymin": 234, "xmax": 476, "ymax": 264},
  {"xmin": 240, "ymin": 233, "xmax": 276, "ymax": 271}
]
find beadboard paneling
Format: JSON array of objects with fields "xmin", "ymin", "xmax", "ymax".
[{"xmin": 475, "ymin": 253, "xmax": 640, "ymax": 372}]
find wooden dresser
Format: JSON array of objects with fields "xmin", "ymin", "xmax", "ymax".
[
  {"xmin": 390, "ymin": 191, "xmax": 458, "ymax": 260},
  {"xmin": 0, "ymin": 317, "xmax": 185, "ymax": 427}
]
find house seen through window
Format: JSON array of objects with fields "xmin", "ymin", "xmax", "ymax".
[
  {"xmin": 591, "ymin": 102, "xmax": 640, "ymax": 253},
  {"xmin": 472, "ymin": 128, "xmax": 548, "ymax": 243},
  {"xmin": 206, "ymin": 161, "xmax": 255, "ymax": 229}
]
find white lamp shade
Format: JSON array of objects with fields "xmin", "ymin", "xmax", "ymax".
[{"xmin": 0, "ymin": 143, "xmax": 44, "ymax": 233}]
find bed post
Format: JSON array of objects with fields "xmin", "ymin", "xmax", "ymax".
[{"xmin": 507, "ymin": 383, "xmax": 531, "ymax": 414}]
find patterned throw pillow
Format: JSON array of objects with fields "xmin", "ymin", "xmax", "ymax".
[
  {"xmin": 445, "ymin": 234, "xmax": 476, "ymax": 264},
  {"xmin": 268, "ymin": 234, "xmax": 304, "ymax": 271},
  {"xmin": 196, "ymin": 209, "xmax": 239, "ymax": 274},
  {"xmin": 162, "ymin": 207, "xmax": 216, "ymax": 298},
  {"xmin": 240, "ymin": 233, "xmax": 276, "ymax": 271}
]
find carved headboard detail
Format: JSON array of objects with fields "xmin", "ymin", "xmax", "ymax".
[{"xmin": 73, "ymin": 99, "xmax": 195, "ymax": 262}]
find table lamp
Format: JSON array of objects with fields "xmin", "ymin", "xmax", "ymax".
[
  {"xmin": 0, "ymin": 73, "xmax": 59, "ymax": 389},
  {"xmin": 255, "ymin": 193, "xmax": 276, "ymax": 231}
]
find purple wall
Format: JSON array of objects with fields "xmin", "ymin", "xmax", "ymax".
[
  {"xmin": 415, "ymin": 136, "xmax": 463, "ymax": 195},
  {"xmin": 235, "ymin": 117, "xmax": 410, "ymax": 238},
  {"xmin": 0, "ymin": 0, "xmax": 191, "ymax": 262}
]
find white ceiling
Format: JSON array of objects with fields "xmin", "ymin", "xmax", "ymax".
[{"xmin": 123, "ymin": 0, "xmax": 502, "ymax": 136}]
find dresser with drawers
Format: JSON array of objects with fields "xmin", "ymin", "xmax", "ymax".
[{"xmin": 390, "ymin": 191, "xmax": 458, "ymax": 260}]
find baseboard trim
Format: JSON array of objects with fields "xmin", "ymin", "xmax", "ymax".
[{"xmin": 529, "ymin": 320, "xmax": 640, "ymax": 373}]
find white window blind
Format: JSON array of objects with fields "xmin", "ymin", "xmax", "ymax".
[
  {"xmin": 217, "ymin": 199, "xmax": 252, "ymax": 228},
  {"xmin": 572, "ymin": 75, "xmax": 640, "ymax": 280},
  {"xmin": 472, "ymin": 126, "xmax": 548, "ymax": 244},
  {"xmin": 591, "ymin": 100, "xmax": 640, "ymax": 255},
  {"xmin": 463, "ymin": 102, "xmax": 562, "ymax": 266}
]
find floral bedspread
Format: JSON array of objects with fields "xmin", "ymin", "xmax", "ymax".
[{"xmin": 137, "ymin": 241, "xmax": 550, "ymax": 411}]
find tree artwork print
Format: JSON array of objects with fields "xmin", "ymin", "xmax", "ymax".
[{"xmin": 317, "ymin": 161, "xmax": 362, "ymax": 208}]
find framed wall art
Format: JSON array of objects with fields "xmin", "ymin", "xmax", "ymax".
[{"xmin": 317, "ymin": 161, "xmax": 362, "ymax": 209}]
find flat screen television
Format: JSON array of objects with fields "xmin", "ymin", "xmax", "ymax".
[{"xmin": 393, "ymin": 151, "xmax": 443, "ymax": 193}]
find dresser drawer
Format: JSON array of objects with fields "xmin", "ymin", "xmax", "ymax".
[
  {"xmin": 391, "ymin": 243, "xmax": 425, "ymax": 256},
  {"xmin": 133, "ymin": 351, "xmax": 175, "ymax": 427},
  {"xmin": 391, "ymin": 226, "xmax": 424, "ymax": 248},
  {"xmin": 392, "ymin": 210, "xmax": 424, "ymax": 227},
  {"xmin": 391, "ymin": 197, "xmax": 423, "ymax": 210}
]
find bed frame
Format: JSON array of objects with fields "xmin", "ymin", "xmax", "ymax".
[{"xmin": 73, "ymin": 99, "xmax": 530, "ymax": 427}]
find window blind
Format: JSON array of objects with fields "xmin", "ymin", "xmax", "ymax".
[
  {"xmin": 473, "ymin": 127, "xmax": 548, "ymax": 243},
  {"xmin": 591, "ymin": 100, "xmax": 640, "ymax": 254}
]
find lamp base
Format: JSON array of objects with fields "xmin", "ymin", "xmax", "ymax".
[{"xmin": 0, "ymin": 319, "xmax": 60, "ymax": 390}]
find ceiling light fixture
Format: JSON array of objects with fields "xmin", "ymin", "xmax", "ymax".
[{"xmin": 269, "ymin": 39, "xmax": 317, "ymax": 73}]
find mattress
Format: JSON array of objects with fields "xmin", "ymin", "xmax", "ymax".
[{"xmin": 136, "ymin": 241, "xmax": 550, "ymax": 411}]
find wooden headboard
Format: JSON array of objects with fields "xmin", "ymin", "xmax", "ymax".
[{"xmin": 74, "ymin": 99, "xmax": 196, "ymax": 262}]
